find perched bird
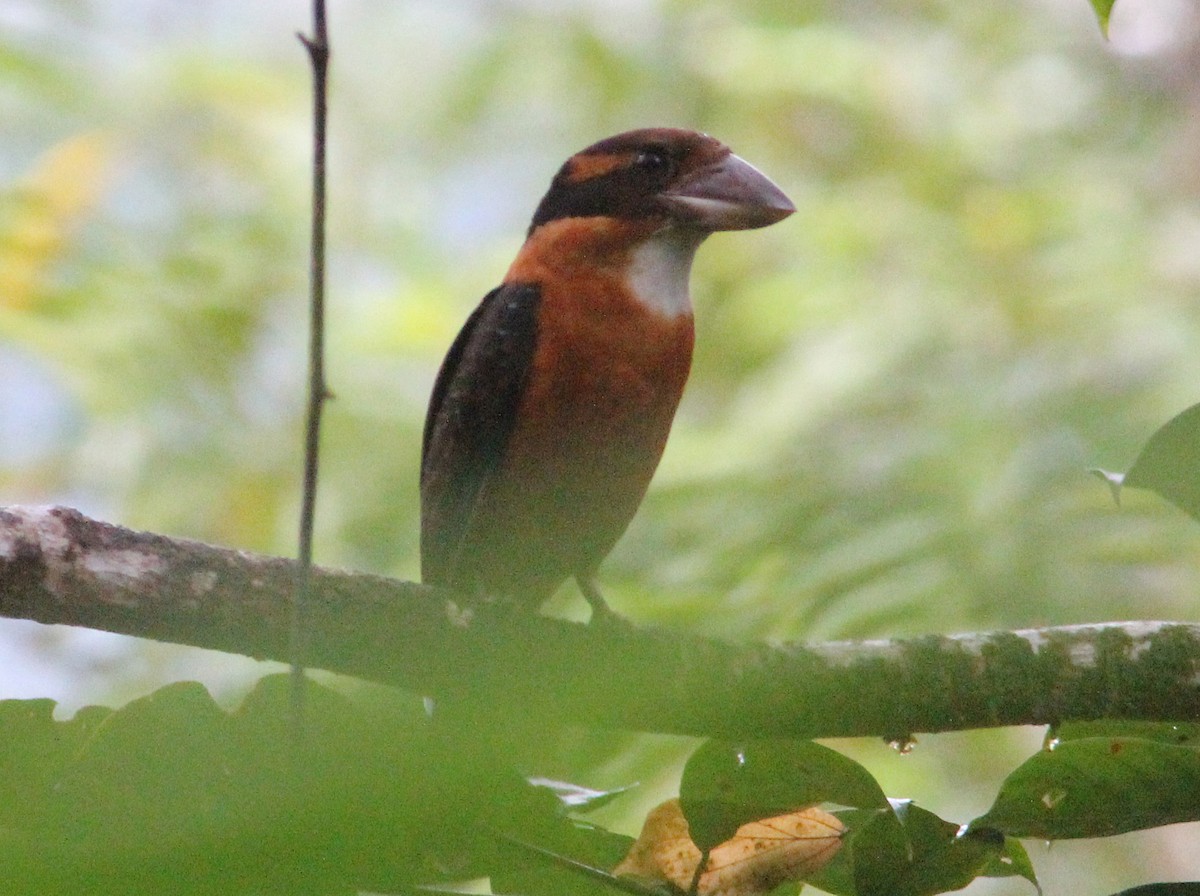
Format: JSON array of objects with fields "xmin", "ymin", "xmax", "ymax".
[{"xmin": 420, "ymin": 127, "xmax": 793, "ymax": 617}]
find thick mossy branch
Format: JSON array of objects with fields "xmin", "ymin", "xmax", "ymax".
[{"xmin": 2, "ymin": 505, "xmax": 1198, "ymax": 738}]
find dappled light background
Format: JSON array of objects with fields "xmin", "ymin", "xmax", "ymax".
[{"xmin": 3, "ymin": 0, "xmax": 1200, "ymax": 892}]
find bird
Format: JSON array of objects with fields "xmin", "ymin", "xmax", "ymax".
[{"xmin": 420, "ymin": 127, "xmax": 794, "ymax": 619}]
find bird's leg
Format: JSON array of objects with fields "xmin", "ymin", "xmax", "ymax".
[{"xmin": 576, "ymin": 576, "xmax": 628, "ymax": 627}]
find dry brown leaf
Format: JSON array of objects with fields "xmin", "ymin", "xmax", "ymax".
[{"xmin": 613, "ymin": 798, "xmax": 844, "ymax": 896}]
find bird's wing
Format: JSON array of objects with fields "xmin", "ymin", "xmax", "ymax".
[{"xmin": 419, "ymin": 282, "xmax": 541, "ymax": 586}]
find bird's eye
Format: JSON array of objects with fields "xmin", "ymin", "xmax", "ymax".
[{"xmin": 633, "ymin": 150, "xmax": 671, "ymax": 175}]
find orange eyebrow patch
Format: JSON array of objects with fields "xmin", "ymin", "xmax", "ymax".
[{"xmin": 564, "ymin": 152, "xmax": 631, "ymax": 183}]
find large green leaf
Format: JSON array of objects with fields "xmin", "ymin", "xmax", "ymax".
[
  {"xmin": 973, "ymin": 736, "xmax": 1200, "ymax": 839},
  {"xmin": 0, "ymin": 676, "xmax": 621, "ymax": 895},
  {"xmin": 679, "ymin": 739, "xmax": 888, "ymax": 851}
]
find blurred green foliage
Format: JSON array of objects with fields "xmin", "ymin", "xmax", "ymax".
[{"xmin": 3, "ymin": 0, "xmax": 1200, "ymax": 892}]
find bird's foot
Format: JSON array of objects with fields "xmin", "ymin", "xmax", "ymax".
[{"xmin": 577, "ymin": 577, "xmax": 635, "ymax": 630}]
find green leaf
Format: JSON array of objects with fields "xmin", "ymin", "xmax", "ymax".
[
  {"xmin": 1112, "ymin": 403, "xmax": 1200, "ymax": 523},
  {"xmin": 1090, "ymin": 0, "xmax": 1117, "ymax": 37},
  {"xmin": 0, "ymin": 676, "xmax": 621, "ymax": 895},
  {"xmin": 0, "ymin": 697, "xmax": 110, "ymax": 824},
  {"xmin": 679, "ymin": 739, "xmax": 888, "ymax": 851},
  {"xmin": 489, "ymin": 830, "xmax": 641, "ymax": 896},
  {"xmin": 983, "ymin": 836, "xmax": 1039, "ymax": 890},
  {"xmin": 973, "ymin": 736, "xmax": 1200, "ymax": 839},
  {"xmin": 810, "ymin": 802, "xmax": 1036, "ymax": 896},
  {"xmin": 846, "ymin": 807, "xmax": 913, "ymax": 896},
  {"xmin": 1048, "ymin": 720, "xmax": 1200, "ymax": 748},
  {"xmin": 899, "ymin": 803, "xmax": 1003, "ymax": 895}
]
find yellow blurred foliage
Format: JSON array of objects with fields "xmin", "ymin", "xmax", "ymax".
[{"xmin": 0, "ymin": 132, "xmax": 116, "ymax": 310}]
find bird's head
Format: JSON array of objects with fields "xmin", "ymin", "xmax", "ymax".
[{"xmin": 528, "ymin": 128, "xmax": 794, "ymax": 237}]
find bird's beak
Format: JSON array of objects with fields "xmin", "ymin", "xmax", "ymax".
[{"xmin": 659, "ymin": 152, "xmax": 795, "ymax": 231}]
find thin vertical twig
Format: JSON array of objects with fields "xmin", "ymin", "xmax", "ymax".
[{"xmin": 293, "ymin": 0, "xmax": 331, "ymax": 731}]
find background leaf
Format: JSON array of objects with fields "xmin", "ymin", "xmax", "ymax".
[
  {"xmin": 1090, "ymin": 0, "xmax": 1118, "ymax": 36},
  {"xmin": 1118, "ymin": 404, "xmax": 1200, "ymax": 523}
]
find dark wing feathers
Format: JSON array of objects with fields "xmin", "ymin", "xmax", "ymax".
[{"xmin": 419, "ymin": 283, "xmax": 541, "ymax": 586}]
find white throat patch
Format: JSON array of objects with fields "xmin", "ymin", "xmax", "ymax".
[{"xmin": 625, "ymin": 229, "xmax": 706, "ymax": 318}]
